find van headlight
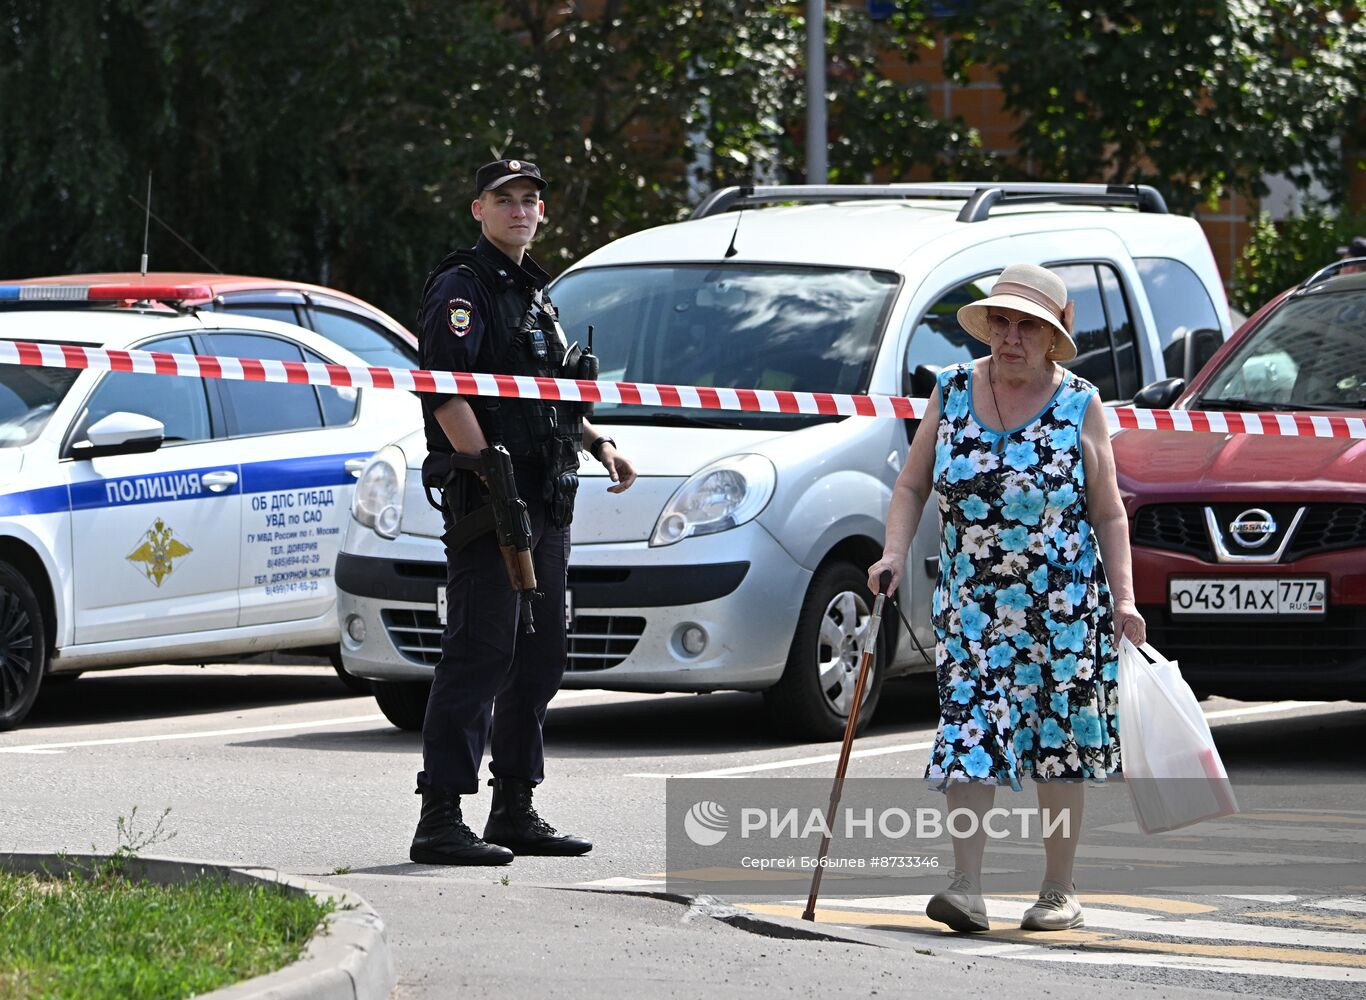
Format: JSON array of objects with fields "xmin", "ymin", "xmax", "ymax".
[
  {"xmin": 352, "ymin": 445, "xmax": 406, "ymax": 539},
  {"xmin": 650, "ymin": 454, "xmax": 776, "ymax": 546}
]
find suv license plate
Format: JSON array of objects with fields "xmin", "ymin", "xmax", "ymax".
[{"xmin": 1169, "ymin": 578, "xmax": 1326, "ymax": 616}]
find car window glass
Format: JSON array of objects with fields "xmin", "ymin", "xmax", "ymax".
[
  {"xmin": 550, "ymin": 264, "xmax": 897, "ymax": 429},
  {"xmin": 218, "ymin": 303, "xmax": 303, "ymax": 328},
  {"xmin": 203, "ymin": 333, "xmax": 323, "ymax": 435},
  {"xmin": 301, "ymin": 346, "xmax": 360, "ymax": 426},
  {"xmin": 1199, "ymin": 290, "xmax": 1366, "ymax": 407},
  {"xmin": 1135, "ymin": 257, "xmax": 1224, "ymax": 379},
  {"xmin": 1052, "ymin": 264, "xmax": 1119, "ymax": 401},
  {"xmin": 0, "ymin": 355, "xmax": 82, "ymax": 448},
  {"xmin": 310, "ymin": 308, "xmax": 416, "ymax": 368},
  {"xmin": 1098, "ymin": 266, "xmax": 1140, "ymax": 398},
  {"xmin": 73, "ymin": 335, "xmax": 212, "ymax": 444},
  {"xmin": 906, "ymin": 276, "xmax": 993, "ymax": 380}
]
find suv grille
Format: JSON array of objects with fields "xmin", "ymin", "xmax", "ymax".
[
  {"xmin": 381, "ymin": 609, "xmax": 645, "ymax": 672},
  {"xmin": 1143, "ymin": 607, "xmax": 1366, "ymax": 674},
  {"xmin": 1133, "ymin": 503, "xmax": 1366, "ymax": 562}
]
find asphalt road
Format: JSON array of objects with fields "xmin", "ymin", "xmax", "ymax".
[{"xmin": 2, "ymin": 663, "xmax": 1363, "ymax": 998}]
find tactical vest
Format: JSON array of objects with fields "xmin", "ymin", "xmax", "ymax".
[{"xmin": 420, "ymin": 248, "xmax": 583, "ymax": 526}]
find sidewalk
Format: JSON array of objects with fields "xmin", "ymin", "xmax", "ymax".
[{"xmin": 328, "ymin": 871, "xmax": 1232, "ymax": 1000}]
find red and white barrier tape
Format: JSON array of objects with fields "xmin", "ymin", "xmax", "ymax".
[{"xmin": 2, "ymin": 340, "xmax": 1363, "ymax": 440}]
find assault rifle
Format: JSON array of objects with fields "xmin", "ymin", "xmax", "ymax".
[{"xmin": 422, "ymin": 445, "xmax": 539, "ymax": 634}]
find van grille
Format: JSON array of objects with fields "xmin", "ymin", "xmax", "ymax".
[{"xmin": 381, "ymin": 609, "xmax": 644, "ymax": 672}]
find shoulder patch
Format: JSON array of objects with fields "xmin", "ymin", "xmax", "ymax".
[{"xmin": 448, "ymin": 298, "xmax": 474, "ymax": 337}]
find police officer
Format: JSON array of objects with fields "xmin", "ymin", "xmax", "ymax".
[{"xmin": 410, "ymin": 158, "xmax": 636, "ymax": 865}]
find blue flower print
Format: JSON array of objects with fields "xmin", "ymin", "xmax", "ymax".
[
  {"xmin": 932, "ymin": 587, "xmax": 944, "ymax": 617},
  {"xmin": 960, "ymin": 602, "xmax": 990, "ymax": 641},
  {"xmin": 942, "ymin": 723, "xmax": 962, "ymax": 743},
  {"xmin": 1003, "ymin": 440, "xmax": 1038, "ymax": 471},
  {"xmin": 944, "ymin": 387, "xmax": 970, "ymax": 420},
  {"xmin": 951, "ymin": 552, "xmax": 973, "ymax": 586},
  {"xmin": 1047, "ymin": 483, "xmax": 1079, "ymax": 511},
  {"xmin": 1047, "ymin": 424, "xmax": 1078, "ymax": 452},
  {"xmin": 945, "ymin": 636, "xmax": 968, "ymax": 662},
  {"xmin": 1055, "ymin": 385, "xmax": 1092, "ymax": 424},
  {"xmin": 951, "ymin": 680, "xmax": 976, "ymax": 705},
  {"xmin": 1050, "ymin": 691, "xmax": 1070, "ymax": 716},
  {"xmin": 1011, "ymin": 631, "xmax": 1033, "ymax": 650},
  {"xmin": 1013, "ymin": 727, "xmax": 1036, "ymax": 753},
  {"xmin": 944, "ymin": 523, "xmax": 958, "ymax": 551},
  {"xmin": 933, "ymin": 440, "xmax": 952, "ymax": 479},
  {"xmin": 1028, "ymin": 563, "xmax": 1050, "ymax": 594},
  {"xmin": 1015, "ymin": 662, "xmax": 1043, "ymax": 688},
  {"xmin": 961, "ymin": 745, "xmax": 993, "ymax": 778},
  {"xmin": 947, "ymin": 454, "xmax": 975, "ymax": 484},
  {"xmin": 987, "ymin": 643, "xmax": 1015, "ymax": 669},
  {"xmin": 998, "ymin": 583, "xmax": 1030, "ymax": 611},
  {"xmin": 1002, "ymin": 484, "xmax": 1045, "ymax": 525},
  {"xmin": 1053, "ymin": 654, "xmax": 1079, "ymax": 683},
  {"xmin": 1039, "ymin": 716, "xmax": 1066, "ymax": 749},
  {"xmin": 1102, "ymin": 658, "xmax": 1118, "ymax": 682},
  {"xmin": 1071, "ymin": 708, "xmax": 1103, "ymax": 747},
  {"xmin": 959, "ymin": 494, "xmax": 989, "ymax": 520},
  {"xmin": 1020, "ymin": 695, "xmax": 1038, "ymax": 714},
  {"xmin": 999, "ymin": 525, "xmax": 1029, "ymax": 553},
  {"xmin": 1064, "ymin": 581, "xmax": 1088, "ymax": 608},
  {"xmin": 1053, "ymin": 620, "xmax": 1088, "ymax": 653}
]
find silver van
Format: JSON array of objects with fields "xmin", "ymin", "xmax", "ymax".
[{"xmin": 336, "ymin": 183, "xmax": 1232, "ymax": 739}]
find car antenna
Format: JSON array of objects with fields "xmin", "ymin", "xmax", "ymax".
[
  {"xmin": 127, "ymin": 185, "xmax": 225, "ymax": 275},
  {"xmin": 724, "ymin": 206, "xmax": 743, "ymax": 258},
  {"xmin": 139, "ymin": 173, "xmax": 153, "ymax": 276}
]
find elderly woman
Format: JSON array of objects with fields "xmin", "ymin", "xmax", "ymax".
[{"xmin": 868, "ymin": 263, "xmax": 1145, "ymax": 933}]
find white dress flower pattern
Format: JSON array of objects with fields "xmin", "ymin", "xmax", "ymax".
[{"xmin": 926, "ymin": 363, "xmax": 1120, "ymax": 791}]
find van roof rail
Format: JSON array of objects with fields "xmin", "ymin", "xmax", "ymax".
[{"xmin": 690, "ymin": 183, "xmax": 1168, "ymax": 222}]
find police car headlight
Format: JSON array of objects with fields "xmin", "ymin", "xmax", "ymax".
[
  {"xmin": 353, "ymin": 445, "xmax": 406, "ymax": 540},
  {"xmin": 650, "ymin": 454, "xmax": 776, "ymax": 547}
]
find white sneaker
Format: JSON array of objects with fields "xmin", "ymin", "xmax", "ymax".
[
  {"xmin": 1020, "ymin": 881, "xmax": 1084, "ymax": 930},
  {"xmin": 925, "ymin": 869, "xmax": 989, "ymax": 932}
]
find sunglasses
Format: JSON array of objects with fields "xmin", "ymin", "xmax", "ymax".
[{"xmin": 985, "ymin": 312, "xmax": 1048, "ymax": 337}]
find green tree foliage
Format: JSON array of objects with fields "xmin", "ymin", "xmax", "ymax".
[
  {"xmin": 1231, "ymin": 208, "xmax": 1366, "ymax": 315},
  {"xmin": 0, "ymin": 1, "xmax": 975, "ymax": 322},
  {"xmin": 945, "ymin": 1, "xmax": 1366, "ymax": 213}
]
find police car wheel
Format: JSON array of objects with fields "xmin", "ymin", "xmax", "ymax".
[
  {"xmin": 0, "ymin": 561, "xmax": 47, "ymax": 732},
  {"xmin": 372, "ymin": 679, "xmax": 432, "ymax": 731},
  {"xmin": 764, "ymin": 561, "xmax": 886, "ymax": 741}
]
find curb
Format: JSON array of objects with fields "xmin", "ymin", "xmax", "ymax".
[{"xmin": 0, "ymin": 852, "xmax": 394, "ymax": 1000}]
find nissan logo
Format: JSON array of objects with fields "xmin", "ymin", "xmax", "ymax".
[{"xmin": 1228, "ymin": 508, "xmax": 1277, "ymax": 548}]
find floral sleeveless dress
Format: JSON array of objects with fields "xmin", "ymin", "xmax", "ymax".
[{"xmin": 925, "ymin": 362, "xmax": 1120, "ymax": 791}]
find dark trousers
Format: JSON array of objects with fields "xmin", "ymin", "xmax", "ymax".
[{"xmin": 417, "ymin": 489, "xmax": 570, "ymax": 796}]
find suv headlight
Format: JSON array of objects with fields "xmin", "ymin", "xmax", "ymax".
[
  {"xmin": 650, "ymin": 454, "xmax": 776, "ymax": 546},
  {"xmin": 352, "ymin": 444, "xmax": 406, "ymax": 539}
]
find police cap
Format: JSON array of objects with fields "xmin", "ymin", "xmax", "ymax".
[{"xmin": 475, "ymin": 158, "xmax": 547, "ymax": 197}]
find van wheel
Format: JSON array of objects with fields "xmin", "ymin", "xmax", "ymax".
[
  {"xmin": 0, "ymin": 561, "xmax": 46, "ymax": 732},
  {"xmin": 764, "ymin": 561, "xmax": 886, "ymax": 741},
  {"xmin": 373, "ymin": 680, "xmax": 432, "ymax": 731},
  {"xmin": 327, "ymin": 646, "xmax": 373, "ymax": 695}
]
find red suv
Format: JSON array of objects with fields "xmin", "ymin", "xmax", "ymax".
[{"xmin": 1115, "ymin": 262, "xmax": 1366, "ymax": 699}]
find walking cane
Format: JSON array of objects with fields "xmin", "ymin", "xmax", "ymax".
[{"xmin": 801, "ymin": 570, "xmax": 891, "ymax": 922}]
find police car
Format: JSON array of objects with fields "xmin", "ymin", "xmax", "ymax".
[
  {"xmin": 336, "ymin": 182, "xmax": 1233, "ymax": 739},
  {"xmin": 0, "ymin": 283, "xmax": 420, "ymax": 730}
]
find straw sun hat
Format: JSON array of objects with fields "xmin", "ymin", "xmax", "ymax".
[{"xmin": 956, "ymin": 263, "xmax": 1078, "ymax": 362}]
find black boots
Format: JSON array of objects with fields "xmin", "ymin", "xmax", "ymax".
[
  {"xmin": 482, "ymin": 777, "xmax": 592, "ymax": 856},
  {"xmin": 409, "ymin": 788, "xmax": 513, "ymax": 866}
]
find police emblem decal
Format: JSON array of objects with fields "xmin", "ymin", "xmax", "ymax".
[
  {"xmin": 448, "ymin": 298, "xmax": 473, "ymax": 337},
  {"xmin": 126, "ymin": 517, "xmax": 193, "ymax": 587}
]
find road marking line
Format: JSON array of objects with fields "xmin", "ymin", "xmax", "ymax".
[
  {"xmin": 991, "ymin": 893, "xmax": 1215, "ymax": 914},
  {"xmin": 625, "ymin": 740, "xmax": 935, "ymax": 778},
  {"xmin": 1247, "ymin": 911, "xmax": 1366, "ymax": 932},
  {"xmin": 0, "ymin": 714, "xmax": 386, "ymax": 753},
  {"xmin": 1311, "ymin": 898, "xmax": 1366, "ymax": 914},
  {"xmin": 628, "ymin": 700, "xmax": 1330, "ymax": 778}
]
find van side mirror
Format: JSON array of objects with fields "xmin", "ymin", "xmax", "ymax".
[
  {"xmin": 906, "ymin": 364, "xmax": 940, "ymax": 399},
  {"xmin": 1132, "ymin": 378, "xmax": 1185, "ymax": 410},
  {"xmin": 71, "ymin": 412, "xmax": 165, "ymax": 459},
  {"xmin": 1183, "ymin": 328, "xmax": 1223, "ymax": 381}
]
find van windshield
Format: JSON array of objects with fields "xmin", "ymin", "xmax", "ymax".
[
  {"xmin": 550, "ymin": 264, "xmax": 899, "ymax": 429},
  {"xmin": 0, "ymin": 351, "xmax": 82, "ymax": 448}
]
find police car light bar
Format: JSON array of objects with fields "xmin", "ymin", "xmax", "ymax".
[{"xmin": 0, "ymin": 284, "xmax": 213, "ymax": 303}]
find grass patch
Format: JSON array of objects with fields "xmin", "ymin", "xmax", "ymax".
[{"xmin": 0, "ymin": 867, "xmax": 333, "ymax": 999}]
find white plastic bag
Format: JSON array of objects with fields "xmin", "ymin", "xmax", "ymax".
[{"xmin": 1118, "ymin": 637, "xmax": 1239, "ymax": 833}]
